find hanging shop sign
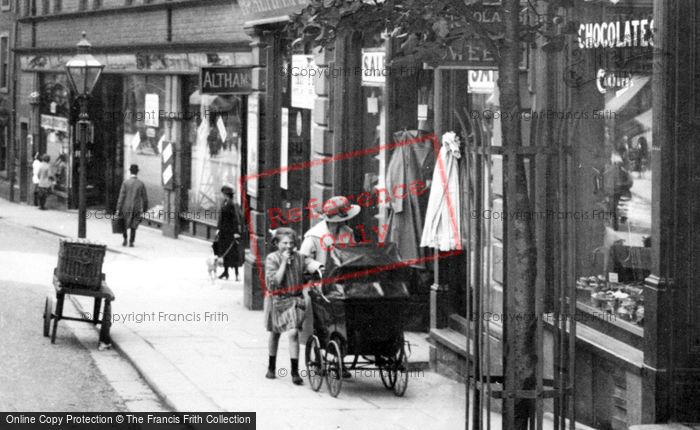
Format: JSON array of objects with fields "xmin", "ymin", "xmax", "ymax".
[
  {"xmin": 40, "ymin": 114, "xmax": 69, "ymax": 133},
  {"xmin": 200, "ymin": 66, "xmax": 252, "ymax": 95},
  {"xmin": 238, "ymin": 0, "xmax": 307, "ymax": 23},
  {"xmin": 362, "ymin": 49, "xmax": 386, "ymax": 86},
  {"xmin": 291, "ymin": 55, "xmax": 316, "ymax": 110}
]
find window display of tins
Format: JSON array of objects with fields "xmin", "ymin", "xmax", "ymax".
[{"xmin": 577, "ymin": 275, "xmax": 644, "ymax": 326}]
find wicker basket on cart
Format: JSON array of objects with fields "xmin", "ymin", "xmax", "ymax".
[{"xmin": 56, "ymin": 238, "xmax": 107, "ymax": 290}]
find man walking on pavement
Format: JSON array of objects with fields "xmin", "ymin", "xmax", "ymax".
[{"xmin": 116, "ymin": 164, "xmax": 149, "ymax": 247}]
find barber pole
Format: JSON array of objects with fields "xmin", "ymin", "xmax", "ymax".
[{"xmin": 162, "ymin": 141, "xmax": 174, "ymax": 190}]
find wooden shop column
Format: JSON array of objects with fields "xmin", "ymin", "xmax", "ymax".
[
  {"xmin": 643, "ymin": 0, "xmax": 700, "ymax": 423},
  {"xmin": 243, "ymin": 25, "xmax": 283, "ymax": 310}
]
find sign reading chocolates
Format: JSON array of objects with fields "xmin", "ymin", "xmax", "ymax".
[{"xmin": 577, "ymin": 19, "xmax": 654, "ymax": 49}]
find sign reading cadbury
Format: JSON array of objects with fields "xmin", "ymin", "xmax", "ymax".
[{"xmin": 200, "ymin": 66, "xmax": 252, "ymax": 95}]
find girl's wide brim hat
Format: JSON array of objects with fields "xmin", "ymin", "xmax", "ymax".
[{"xmin": 322, "ymin": 196, "xmax": 360, "ymax": 223}]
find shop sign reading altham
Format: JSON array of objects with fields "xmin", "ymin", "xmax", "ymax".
[{"xmin": 200, "ymin": 66, "xmax": 252, "ymax": 95}]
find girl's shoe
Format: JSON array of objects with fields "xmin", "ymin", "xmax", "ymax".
[
  {"xmin": 218, "ymin": 272, "xmax": 229, "ymax": 280},
  {"xmin": 265, "ymin": 369, "xmax": 276, "ymax": 379},
  {"xmin": 292, "ymin": 374, "xmax": 304, "ymax": 385}
]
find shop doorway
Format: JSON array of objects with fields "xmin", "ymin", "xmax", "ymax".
[
  {"xmin": 279, "ymin": 107, "xmax": 311, "ymax": 240},
  {"xmin": 69, "ymin": 74, "xmax": 123, "ymax": 212}
]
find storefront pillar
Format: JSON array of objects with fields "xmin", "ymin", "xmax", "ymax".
[
  {"xmin": 643, "ymin": 0, "xmax": 678, "ymax": 423},
  {"xmin": 309, "ymin": 46, "xmax": 334, "ymax": 206},
  {"xmin": 243, "ymin": 26, "xmax": 282, "ymax": 310},
  {"xmin": 162, "ymin": 76, "xmax": 181, "ymax": 239}
]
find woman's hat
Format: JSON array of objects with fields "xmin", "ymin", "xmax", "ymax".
[
  {"xmin": 322, "ymin": 196, "xmax": 360, "ymax": 223},
  {"xmin": 129, "ymin": 164, "xmax": 139, "ymax": 174},
  {"xmin": 221, "ymin": 183, "xmax": 235, "ymax": 195}
]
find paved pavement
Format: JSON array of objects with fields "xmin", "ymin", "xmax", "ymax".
[
  {"xmin": 0, "ymin": 200, "xmax": 473, "ymax": 430},
  {"xmin": 0, "ymin": 222, "xmax": 169, "ymax": 413}
]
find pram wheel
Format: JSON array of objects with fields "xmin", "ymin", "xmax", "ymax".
[
  {"xmin": 305, "ymin": 335, "xmax": 324, "ymax": 392},
  {"xmin": 325, "ymin": 340, "xmax": 343, "ymax": 398},
  {"xmin": 379, "ymin": 356, "xmax": 396, "ymax": 389},
  {"xmin": 392, "ymin": 344, "xmax": 409, "ymax": 397}
]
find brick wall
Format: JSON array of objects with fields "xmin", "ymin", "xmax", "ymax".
[{"xmin": 16, "ymin": 0, "xmax": 248, "ymax": 49}]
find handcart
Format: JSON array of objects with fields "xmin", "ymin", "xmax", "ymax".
[
  {"xmin": 305, "ymin": 243, "xmax": 411, "ymax": 398},
  {"xmin": 42, "ymin": 239, "xmax": 114, "ymax": 347}
]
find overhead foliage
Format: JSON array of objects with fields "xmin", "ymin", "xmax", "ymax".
[{"xmin": 287, "ymin": 0, "xmax": 578, "ymax": 66}]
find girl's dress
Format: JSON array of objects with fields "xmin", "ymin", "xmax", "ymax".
[{"xmin": 263, "ymin": 251, "xmax": 322, "ymax": 333}]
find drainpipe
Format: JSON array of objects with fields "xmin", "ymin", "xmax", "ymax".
[{"xmin": 8, "ymin": 20, "xmax": 17, "ymax": 201}]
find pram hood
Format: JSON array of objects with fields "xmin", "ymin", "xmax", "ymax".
[
  {"xmin": 326, "ymin": 242, "xmax": 408, "ymax": 278},
  {"xmin": 321, "ymin": 242, "xmax": 412, "ymax": 299}
]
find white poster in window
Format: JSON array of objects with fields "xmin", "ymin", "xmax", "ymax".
[
  {"xmin": 144, "ymin": 94, "xmax": 159, "ymax": 127},
  {"xmin": 247, "ymin": 94, "xmax": 259, "ymax": 196},
  {"xmin": 291, "ymin": 55, "xmax": 315, "ymax": 110},
  {"xmin": 468, "ymin": 70, "xmax": 497, "ymax": 94},
  {"xmin": 417, "ymin": 104, "xmax": 428, "ymax": 120},
  {"xmin": 362, "ymin": 49, "xmax": 386, "ymax": 85},
  {"xmin": 216, "ymin": 115, "xmax": 228, "ymax": 142},
  {"xmin": 367, "ymin": 95, "xmax": 378, "ymax": 114},
  {"xmin": 280, "ymin": 108, "xmax": 289, "ymax": 190}
]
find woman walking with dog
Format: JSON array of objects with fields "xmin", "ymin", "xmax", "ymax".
[
  {"xmin": 264, "ymin": 227, "xmax": 323, "ymax": 385},
  {"xmin": 215, "ymin": 184, "xmax": 244, "ymax": 280}
]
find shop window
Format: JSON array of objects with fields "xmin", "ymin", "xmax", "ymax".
[
  {"xmin": 92, "ymin": 0, "xmax": 100, "ymax": 9},
  {"xmin": 571, "ymin": 4, "xmax": 654, "ymax": 335},
  {"xmin": 0, "ymin": 35, "xmax": 8, "ymax": 90},
  {"xmin": 122, "ymin": 75, "xmax": 168, "ymax": 213},
  {"xmin": 78, "ymin": 0, "xmax": 86, "ymax": 11},
  {"xmin": 124, "ymin": 0, "xmax": 133, "ymax": 5},
  {"xmin": 41, "ymin": 0, "xmax": 47, "ymax": 14},
  {"xmin": 39, "ymin": 74, "xmax": 71, "ymax": 193},
  {"xmin": 183, "ymin": 75, "xmax": 244, "ymax": 219},
  {"xmin": 575, "ymin": 74, "xmax": 651, "ymax": 331},
  {"xmin": 1, "ymin": 0, "xmax": 10, "ymax": 11},
  {"xmin": 53, "ymin": 0, "xmax": 59, "ymax": 12}
]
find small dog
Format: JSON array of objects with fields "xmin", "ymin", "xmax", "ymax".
[{"xmin": 206, "ymin": 256, "xmax": 223, "ymax": 283}]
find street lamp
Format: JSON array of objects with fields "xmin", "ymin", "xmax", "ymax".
[{"xmin": 65, "ymin": 32, "xmax": 103, "ymax": 239}]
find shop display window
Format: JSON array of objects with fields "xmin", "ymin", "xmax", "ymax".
[
  {"xmin": 184, "ymin": 75, "xmax": 244, "ymax": 222},
  {"xmin": 576, "ymin": 74, "xmax": 651, "ymax": 330},
  {"xmin": 39, "ymin": 73, "xmax": 71, "ymax": 194},
  {"xmin": 122, "ymin": 75, "xmax": 166, "ymax": 211},
  {"xmin": 572, "ymin": 1, "xmax": 654, "ymax": 334}
]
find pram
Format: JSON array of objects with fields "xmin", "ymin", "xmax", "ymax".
[{"xmin": 305, "ymin": 243, "xmax": 411, "ymax": 397}]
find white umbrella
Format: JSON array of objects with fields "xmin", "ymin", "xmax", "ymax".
[{"xmin": 420, "ymin": 132, "xmax": 462, "ymax": 251}]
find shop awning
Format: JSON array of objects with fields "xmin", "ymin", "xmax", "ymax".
[
  {"xmin": 605, "ymin": 76, "xmax": 650, "ymax": 114},
  {"xmin": 632, "ymin": 109, "xmax": 652, "ymax": 131}
]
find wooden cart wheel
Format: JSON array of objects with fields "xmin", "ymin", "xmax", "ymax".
[
  {"xmin": 378, "ymin": 356, "xmax": 396, "ymax": 390},
  {"xmin": 305, "ymin": 335, "xmax": 324, "ymax": 392},
  {"xmin": 392, "ymin": 344, "xmax": 409, "ymax": 397},
  {"xmin": 325, "ymin": 340, "xmax": 343, "ymax": 398},
  {"xmin": 43, "ymin": 297, "xmax": 53, "ymax": 337}
]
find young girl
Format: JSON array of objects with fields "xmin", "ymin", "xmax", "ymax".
[{"xmin": 264, "ymin": 228, "xmax": 323, "ymax": 385}]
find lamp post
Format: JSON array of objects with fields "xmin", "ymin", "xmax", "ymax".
[{"xmin": 65, "ymin": 32, "xmax": 103, "ymax": 238}]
